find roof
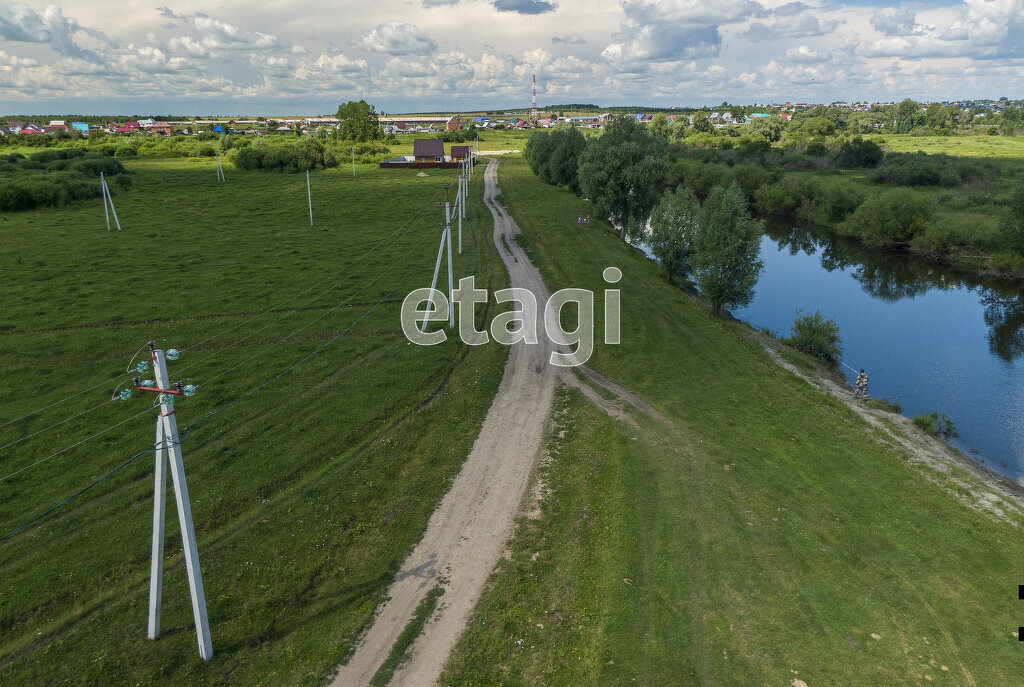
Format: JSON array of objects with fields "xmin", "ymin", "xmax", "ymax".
[
  {"xmin": 413, "ymin": 139, "xmax": 444, "ymax": 157},
  {"xmin": 451, "ymin": 145, "xmax": 470, "ymax": 157}
]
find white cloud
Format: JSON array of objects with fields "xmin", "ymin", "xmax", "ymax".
[
  {"xmin": 361, "ymin": 22, "xmax": 437, "ymax": 55},
  {"xmin": 0, "ymin": 49, "xmax": 37, "ymax": 67},
  {"xmin": 295, "ymin": 53, "xmax": 368, "ymax": 79},
  {"xmin": 870, "ymin": 7, "xmax": 920, "ymax": 36},
  {"xmin": 193, "ymin": 16, "xmax": 280, "ymax": 50},
  {"xmin": 0, "ymin": 1, "xmax": 110, "ymax": 61},
  {"xmin": 784, "ymin": 45, "xmax": 826, "ymax": 63},
  {"xmin": 741, "ymin": 5, "xmax": 840, "ymax": 41},
  {"xmin": 551, "ymin": 33, "xmax": 585, "ymax": 44}
]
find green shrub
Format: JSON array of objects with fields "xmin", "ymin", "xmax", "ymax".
[
  {"xmin": 912, "ymin": 411, "xmax": 959, "ymax": 439},
  {"xmin": 785, "ymin": 309, "xmax": 842, "ymax": 363},
  {"xmin": 838, "ymin": 188, "xmax": 934, "ymax": 246},
  {"xmin": 815, "ymin": 185, "xmax": 864, "ymax": 223}
]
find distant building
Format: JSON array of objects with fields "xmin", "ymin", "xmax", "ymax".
[
  {"xmin": 450, "ymin": 145, "xmax": 470, "ymax": 162},
  {"xmin": 380, "ymin": 116, "xmax": 461, "ymax": 131}
]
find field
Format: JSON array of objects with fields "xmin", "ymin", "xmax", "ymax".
[
  {"xmin": 441, "ymin": 155, "xmax": 1024, "ymax": 685},
  {"xmin": 875, "ymin": 132, "xmax": 1024, "ymax": 159},
  {"xmin": 0, "ymin": 155, "xmax": 510, "ymax": 684}
]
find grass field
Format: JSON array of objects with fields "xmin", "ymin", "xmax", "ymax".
[
  {"xmin": 441, "ymin": 155, "xmax": 1024, "ymax": 685},
  {"xmin": 0, "ymin": 155, "xmax": 509, "ymax": 684},
  {"xmin": 875, "ymin": 133, "xmax": 1024, "ymax": 159}
]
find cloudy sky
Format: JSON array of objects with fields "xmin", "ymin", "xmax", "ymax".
[{"xmin": 0, "ymin": 0, "xmax": 1021, "ymax": 115}]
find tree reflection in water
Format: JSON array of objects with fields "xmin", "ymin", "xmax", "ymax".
[{"xmin": 763, "ymin": 220, "xmax": 1024, "ymax": 361}]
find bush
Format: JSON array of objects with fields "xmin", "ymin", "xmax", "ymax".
[
  {"xmin": 912, "ymin": 411, "xmax": 959, "ymax": 439},
  {"xmin": 866, "ymin": 152, "xmax": 996, "ymax": 187},
  {"xmin": 815, "ymin": 185, "xmax": 864, "ymax": 223},
  {"xmin": 838, "ymin": 188, "xmax": 934, "ymax": 246},
  {"xmin": 834, "ymin": 136, "xmax": 883, "ymax": 169},
  {"xmin": 69, "ymin": 157, "xmax": 127, "ymax": 176},
  {"xmin": 754, "ymin": 176, "xmax": 822, "ymax": 217},
  {"xmin": 785, "ymin": 309, "xmax": 842, "ymax": 363}
]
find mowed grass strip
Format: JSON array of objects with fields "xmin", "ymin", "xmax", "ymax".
[
  {"xmin": 0, "ymin": 157, "xmax": 510, "ymax": 686},
  {"xmin": 441, "ymin": 155, "xmax": 1024, "ymax": 685}
]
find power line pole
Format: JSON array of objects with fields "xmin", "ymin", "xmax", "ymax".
[
  {"xmin": 129, "ymin": 343, "xmax": 211, "ymax": 661},
  {"xmin": 306, "ymin": 170, "xmax": 313, "ymax": 227},
  {"xmin": 100, "ymin": 172, "xmax": 122, "ymax": 231},
  {"xmin": 422, "ymin": 184, "xmax": 455, "ymax": 332},
  {"xmin": 215, "ymin": 154, "xmax": 226, "ymax": 182}
]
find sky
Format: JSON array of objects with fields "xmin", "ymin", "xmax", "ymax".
[{"xmin": 0, "ymin": 0, "xmax": 1021, "ymax": 115}]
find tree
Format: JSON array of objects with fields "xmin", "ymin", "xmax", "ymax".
[
  {"xmin": 691, "ymin": 183, "xmax": 764, "ymax": 316},
  {"xmin": 893, "ymin": 98, "xmax": 922, "ymax": 134},
  {"xmin": 649, "ymin": 112, "xmax": 669, "ymax": 138},
  {"xmin": 802, "ymin": 116, "xmax": 835, "ymax": 137},
  {"xmin": 547, "ymin": 126, "xmax": 587, "ymax": 193},
  {"xmin": 577, "ymin": 116, "xmax": 668, "ymax": 241},
  {"xmin": 786, "ymin": 309, "xmax": 842, "ymax": 363},
  {"xmin": 691, "ymin": 111, "xmax": 714, "ymax": 134},
  {"xmin": 649, "ymin": 186, "xmax": 700, "ymax": 282},
  {"xmin": 749, "ymin": 115, "xmax": 784, "ymax": 142},
  {"xmin": 336, "ymin": 100, "xmax": 381, "ymax": 142}
]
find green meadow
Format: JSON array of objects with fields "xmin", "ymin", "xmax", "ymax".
[
  {"xmin": 0, "ymin": 155, "xmax": 509, "ymax": 685},
  {"xmin": 442, "ymin": 155, "xmax": 1024, "ymax": 685}
]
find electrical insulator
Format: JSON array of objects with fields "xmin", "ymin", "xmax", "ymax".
[
  {"xmin": 142, "ymin": 379, "xmax": 156, "ymax": 387},
  {"xmin": 136, "ymin": 361, "xmax": 149, "ymax": 374},
  {"xmin": 166, "ymin": 349, "xmax": 180, "ymax": 361},
  {"xmin": 118, "ymin": 388, "xmax": 133, "ymax": 401},
  {"xmin": 159, "ymin": 393, "xmax": 175, "ymax": 407},
  {"xmin": 183, "ymin": 385, "xmax": 197, "ymax": 397}
]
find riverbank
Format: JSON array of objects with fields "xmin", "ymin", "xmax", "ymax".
[{"xmin": 442, "ymin": 154, "xmax": 1024, "ymax": 685}]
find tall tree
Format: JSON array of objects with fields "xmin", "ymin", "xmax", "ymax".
[
  {"xmin": 649, "ymin": 112, "xmax": 669, "ymax": 138},
  {"xmin": 336, "ymin": 100, "xmax": 381, "ymax": 142},
  {"xmin": 691, "ymin": 183, "xmax": 764, "ymax": 316},
  {"xmin": 547, "ymin": 126, "xmax": 587, "ymax": 193},
  {"xmin": 893, "ymin": 98, "xmax": 921, "ymax": 134},
  {"xmin": 577, "ymin": 116, "xmax": 669, "ymax": 241},
  {"xmin": 691, "ymin": 111, "xmax": 714, "ymax": 134},
  {"xmin": 648, "ymin": 186, "xmax": 700, "ymax": 282}
]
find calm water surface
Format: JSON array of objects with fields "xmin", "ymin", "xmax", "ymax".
[{"xmin": 731, "ymin": 223, "xmax": 1024, "ymax": 483}]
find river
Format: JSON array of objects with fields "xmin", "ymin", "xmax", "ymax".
[{"xmin": 725, "ymin": 222, "xmax": 1024, "ymax": 483}]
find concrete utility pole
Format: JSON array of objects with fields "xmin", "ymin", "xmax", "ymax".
[
  {"xmin": 99, "ymin": 172, "xmax": 122, "ymax": 231},
  {"xmin": 422, "ymin": 184, "xmax": 456, "ymax": 332},
  {"xmin": 214, "ymin": 154, "xmax": 226, "ymax": 182},
  {"xmin": 134, "ymin": 343, "xmax": 212, "ymax": 661},
  {"xmin": 307, "ymin": 170, "xmax": 313, "ymax": 226}
]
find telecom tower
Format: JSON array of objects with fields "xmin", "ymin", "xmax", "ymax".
[{"xmin": 531, "ymin": 74, "xmax": 537, "ymax": 119}]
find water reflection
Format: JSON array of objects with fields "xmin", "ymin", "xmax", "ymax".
[{"xmin": 763, "ymin": 221, "xmax": 1024, "ymax": 361}]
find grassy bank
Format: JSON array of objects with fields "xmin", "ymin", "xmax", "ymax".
[
  {"xmin": 0, "ymin": 156, "xmax": 509, "ymax": 684},
  {"xmin": 441, "ymin": 154, "xmax": 1024, "ymax": 684}
]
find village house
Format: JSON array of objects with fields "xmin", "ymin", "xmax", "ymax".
[
  {"xmin": 149, "ymin": 122, "xmax": 174, "ymax": 136},
  {"xmin": 450, "ymin": 145, "xmax": 470, "ymax": 162},
  {"xmin": 413, "ymin": 138, "xmax": 445, "ymax": 163}
]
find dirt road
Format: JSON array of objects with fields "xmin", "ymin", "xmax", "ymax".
[{"xmin": 330, "ymin": 158, "xmax": 557, "ymax": 686}]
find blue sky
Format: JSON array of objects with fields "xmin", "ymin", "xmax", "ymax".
[{"xmin": 0, "ymin": 0, "xmax": 1021, "ymax": 115}]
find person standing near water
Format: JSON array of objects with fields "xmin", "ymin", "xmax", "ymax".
[{"xmin": 855, "ymin": 369, "xmax": 869, "ymax": 399}]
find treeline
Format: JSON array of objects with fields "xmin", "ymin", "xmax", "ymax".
[
  {"xmin": 0, "ymin": 149, "xmax": 129, "ymax": 213},
  {"xmin": 525, "ymin": 118, "xmax": 764, "ymax": 315},
  {"xmin": 663, "ymin": 134, "xmax": 1021, "ymax": 265},
  {"xmin": 232, "ymin": 138, "xmax": 339, "ymax": 173}
]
